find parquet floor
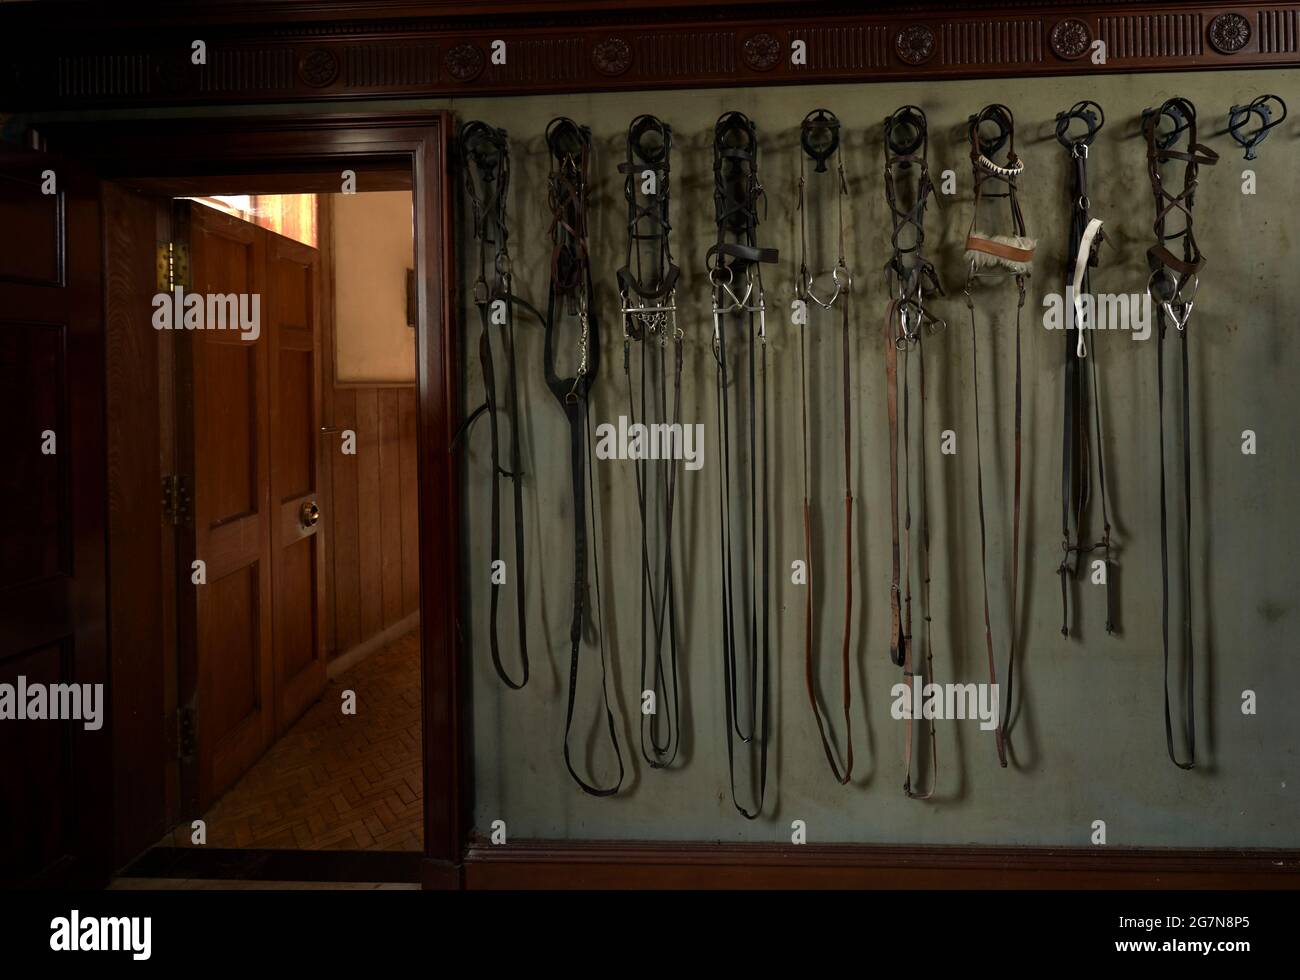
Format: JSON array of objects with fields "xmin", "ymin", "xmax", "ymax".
[{"xmin": 165, "ymin": 630, "xmax": 422, "ymax": 851}]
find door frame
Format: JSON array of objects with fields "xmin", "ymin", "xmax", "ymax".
[{"xmin": 32, "ymin": 112, "xmax": 465, "ymax": 886}]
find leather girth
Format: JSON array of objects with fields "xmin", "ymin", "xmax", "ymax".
[
  {"xmin": 1142, "ymin": 97, "xmax": 1217, "ymax": 771},
  {"xmin": 543, "ymin": 116, "xmax": 625, "ymax": 797},
  {"xmin": 708, "ymin": 111, "xmax": 778, "ymax": 819}
]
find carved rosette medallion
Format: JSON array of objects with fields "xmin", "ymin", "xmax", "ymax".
[
  {"xmin": 1049, "ymin": 18, "xmax": 1093, "ymax": 60},
  {"xmin": 592, "ymin": 36, "xmax": 632, "ymax": 76},
  {"xmin": 895, "ymin": 25, "xmax": 936, "ymax": 66},
  {"xmin": 1208, "ymin": 12, "xmax": 1251, "ymax": 54},
  {"xmin": 444, "ymin": 42, "xmax": 485, "ymax": 82},
  {"xmin": 296, "ymin": 48, "xmax": 340, "ymax": 87},
  {"xmin": 742, "ymin": 32, "xmax": 780, "ymax": 72}
]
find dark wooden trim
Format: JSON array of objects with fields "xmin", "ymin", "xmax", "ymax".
[
  {"xmin": 36, "ymin": 112, "xmax": 464, "ymax": 875},
  {"xmin": 2, "ymin": 2, "xmax": 1296, "ymax": 112},
  {"xmin": 121, "ymin": 846, "xmax": 422, "ymax": 883},
  {"xmin": 464, "ymin": 840, "xmax": 1300, "ymax": 889}
]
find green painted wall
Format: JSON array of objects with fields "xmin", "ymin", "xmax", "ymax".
[{"xmin": 28, "ymin": 66, "xmax": 1299, "ymax": 846}]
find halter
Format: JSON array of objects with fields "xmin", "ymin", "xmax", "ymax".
[
  {"xmin": 707, "ymin": 110, "xmax": 778, "ymax": 819},
  {"xmin": 796, "ymin": 108, "xmax": 854, "ymax": 786},
  {"xmin": 882, "ymin": 105, "xmax": 944, "ymax": 800},
  {"xmin": 1142, "ymin": 97, "xmax": 1217, "ymax": 771},
  {"xmin": 617, "ymin": 114, "xmax": 683, "ymax": 769},
  {"xmin": 457, "ymin": 120, "xmax": 536, "ymax": 690},
  {"xmin": 964, "ymin": 103, "xmax": 1035, "ymax": 770},
  {"xmin": 1053, "ymin": 101, "xmax": 1117, "ymax": 644},
  {"xmin": 542, "ymin": 116, "xmax": 624, "ymax": 797}
]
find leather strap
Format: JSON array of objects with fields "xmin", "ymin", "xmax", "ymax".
[
  {"xmin": 797, "ymin": 108, "xmax": 854, "ymax": 786},
  {"xmin": 883, "ymin": 105, "xmax": 942, "ymax": 799},
  {"xmin": 1143, "ymin": 96, "xmax": 1215, "ymax": 770},
  {"xmin": 619, "ymin": 114, "xmax": 683, "ymax": 769},
  {"xmin": 543, "ymin": 116, "xmax": 624, "ymax": 797},
  {"xmin": 709, "ymin": 110, "xmax": 777, "ymax": 819},
  {"xmin": 458, "ymin": 121, "xmax": 533, "ymax": 690}
]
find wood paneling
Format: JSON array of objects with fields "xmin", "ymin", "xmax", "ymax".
[
  {"xmin": 102, "ymin": 181, "xmax": 168, "ymax": 867},
  {"xmin": 378, "ymin": 389, "xmax": 405, "ymax": 627},
  {"xmin": 0, "ymin": 145, "xmax": 109, "ymax": 887},
  {"xmin": 7, "ymin": 2, "xmax": 1300, "ymax": 111}
]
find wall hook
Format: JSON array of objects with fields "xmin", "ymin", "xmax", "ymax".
[{"xmin": 1226, "ymin": 94, "xmax": 1287, "ymax": 160}]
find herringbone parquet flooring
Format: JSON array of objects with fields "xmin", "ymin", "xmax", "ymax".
[{"xmin": 165, "ymin": 630, "xmax": 423, "ymax": 851}]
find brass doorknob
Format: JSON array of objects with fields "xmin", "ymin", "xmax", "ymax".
[{"xmin": 299, "ymin": 500, "xmax": 320, "ymax": 528}]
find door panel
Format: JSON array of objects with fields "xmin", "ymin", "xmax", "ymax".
[
  {"xmin": 178, "ymin": 201, "xmax": 276, "ymax": 812},
  {"xmin": 0, "ymin": 147, "xmax": 109, "ymax": 885},
  {"xmin": 268, "ymin": 233, "xmax": 326, "ymax": 733}
]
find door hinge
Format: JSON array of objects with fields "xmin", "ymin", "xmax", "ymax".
[
  {"xmin": 161, "ymin": 473, "xmax": 191, "ymax": 526},
  {"xmin": 156, "ymin": 241, "xmax": 191, "ymax": 291},
  {"xmin": 177, "ymin": 706, "xmax": 197, "ymax": 761}
]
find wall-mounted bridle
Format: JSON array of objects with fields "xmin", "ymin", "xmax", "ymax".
[
  {"xmin": 882, "ymin": 104, "xmax": 944, "ymax": 800},
  {"xmin": 706, "ymin": 109, "xmax": 778, "ymax": 819},
  {"xmin": 1053, "ymin": 101, "xmax": 1117, "ymax": 647},
  {"xmin": 1142, "ymin": 96, "xmax": 1217, "ymax": 771},
  {"xmin": 617, "ymin": 113, "xmax": 683, "ymax": 770},
  {"xmin": 795, "ymin": 107, "xmax": 855, "ymax": 786},
  {"xmin": 542, "ymin": 116, "xmax": 624, "ymax": 797},
  {"xmin": 964, "ymin": 102, "xmax": 1035, "ymax": 771},
  {"xmin": 458, "ymin": 120, "xmax": 535, "ymax": 691}
]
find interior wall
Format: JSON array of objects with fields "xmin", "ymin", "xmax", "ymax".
[
  {"xmin": 452, "ymin": 68, "xmax": 1300, "ymax": 847},
  {"xmin": 331, "ymin": 190, "xmax": 416, "ymax": 385},
  {"xmin": 320, "ymin": 195, "xmax": 420, "ymax": 658}
]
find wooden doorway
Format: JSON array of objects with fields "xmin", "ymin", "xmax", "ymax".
[{"xmin": 26, "ymin": 114, "xmax": 464, "ymax": 888}]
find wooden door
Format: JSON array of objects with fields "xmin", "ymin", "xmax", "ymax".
[
  {"xmin": 0, "ymin": 147, "xmax": 110, "ymax": 885},
  {"xmin": 176, "ymin": 201, "xmax": 276, "ymax": 811},
  {"xmin": 267, "ymin": 232, "xmax": 327, "ymax": 733}
]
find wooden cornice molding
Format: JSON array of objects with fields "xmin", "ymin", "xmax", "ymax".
[{"xmin": 2, "ymin": 2, "xmax": 1295, "ymax": 111}]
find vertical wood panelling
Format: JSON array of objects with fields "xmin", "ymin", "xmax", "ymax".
[
  {"xmin": 399, "ymin": 389, "xmax": 420, "ymax": 616},
  {"xmin": 378, "ymin": 387, "xmax": 404, "ymax": 627},
  {"xmin": 354, "ymin": 387, "xmax": 383, "ymax": 640},
  {"xmin": 330, "ymin": 389, "xmax": 360, "ymax": 652}
]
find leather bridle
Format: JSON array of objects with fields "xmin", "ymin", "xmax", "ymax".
[
  {"xmin": 707, "ymin": 110, "xmax": 778, "ymax": 818},
  {"xmin": 1054, "ymin": 102, "xmax": 1117, "ymax": 641},
  {"xmin": 457, "ymin": 121, "xmax": 538, "ymax": 690},
  {"xmin": 883, "ymin": 105, "xmax": 944, "ymax": 799},
  {"xmin": 796, "ymin": 108, "xmax": 854, "ymax": 785},
  {"xmin": 617, "ymin": 114, "xmax": 683, "ymax": 769},
  {"xmin": 964, "ymin": 103, "xmax": 1035, "ymax": 769},
  {"xmin": 543, "ymin": 116, "xmax": 624, "ymax": 796},
  {"xmin": 1142, "ymin": 96, "xmax": 1217, "ymax": 771}
]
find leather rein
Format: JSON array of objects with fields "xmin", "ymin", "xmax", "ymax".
[
  {"xmin": 618, "ymin": 114, "xmax": 684, "ymax": 769},
  {"xmin": 543, "ymin": 116, "xmax": 625, "ymax": 796},
  {"xmin": 883, "ymin": 105, "xmax": 944, "ymax": 799},
  {"xmin": 707, "ymin": 110, "xmax": 778, "ymax": 819},
  {"xmin": 796, "ymin": 108, "xmax": 855, "ymax": 786},
  {"xmin": 964, "ymin": 104, "xmax": 1035, "ymax": 770},
  {"xmin": 1142, "ymin": 97, "xmax": 1217, "ymax": 771}
]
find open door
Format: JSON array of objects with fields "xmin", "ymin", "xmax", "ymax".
[
  {"xmin": 174, "ymin": 200, "xmax": 276, "ymax": 812},
  {"xmin": 267, "ymin": 232, "xmax": 327, "ymax": 733},
  {"xmin": 0, "ymin": 146, "xmax": 110, "ymax": 885},
  {"xmin": 173, "ymin": 199, "xmax": 327, "ymax": 813}
]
